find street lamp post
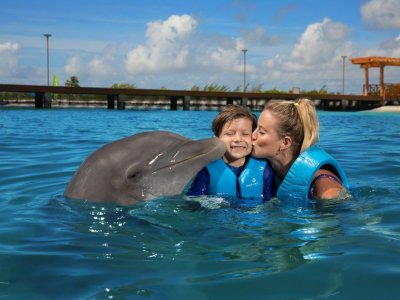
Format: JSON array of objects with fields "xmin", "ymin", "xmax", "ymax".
[
  {"xmin": 44, "ymin": 33, "xmax": 51, "ymax": 86},
  {"xmin": 242, "ymin": 49, "xmax": 248, "ymax": 92},
  {"xmin": 341, "ymin": 55, "xmax": 347, "ymax": 95}
]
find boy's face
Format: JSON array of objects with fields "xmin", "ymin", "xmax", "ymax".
[{"xmin": 219, "ymin": 117, "xmax": 253, "ymax": 166}]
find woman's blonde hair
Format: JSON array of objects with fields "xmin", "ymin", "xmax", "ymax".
[{"xmin": 263, "ymin": 98, "xmax": 319, "ymax": 156}]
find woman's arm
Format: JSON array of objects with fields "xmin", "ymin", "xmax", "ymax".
[{"xmin": 309, "ymin": 169, "xmax": 345, "ymax": 200}]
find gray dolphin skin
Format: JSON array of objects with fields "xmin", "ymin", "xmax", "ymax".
[{"xmin": 64, "ymin": 131, "xmax": 226, "ymax": 206}]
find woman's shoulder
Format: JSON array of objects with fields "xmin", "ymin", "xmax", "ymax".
[{"xmin": 309, "ymin": 169, "xmax": 344, "ymax": 199}]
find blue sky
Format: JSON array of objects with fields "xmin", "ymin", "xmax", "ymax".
[{"xmin": 1, "ymin": 0, "xmax": 399, "ymax": 94}]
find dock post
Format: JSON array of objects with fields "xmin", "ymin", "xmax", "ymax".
[
  {"xmin": 117, "ymin": 95, "xmax": 126, "ymax": 110},
  {"xmin": 44, "ymin": 93, "xmax": 52, "ymax": 108},
  {"xmin": 35, "ymin": 92, "xmax": 45, "ymax": 108},
  {"xmin": 241, "ymin": 97, "xmax": 248, "ymax": 107},
  {"xmin": 170, "ymin": 96, "xmax": 178, "ymax": 110},
  {"xmin": 183, "ymin": 96, "xmax": 191, "ymax": 110},
  {"xmin": 107, "ymin": 95, "xmax": 116, "ymax": 109},
  {"xmin": 341, "ymin": 99, "xmax": 349, "ymax": 111},
  {"xmin": 320, "ymin": 99, "xmax": 327, "ymax": 110}
]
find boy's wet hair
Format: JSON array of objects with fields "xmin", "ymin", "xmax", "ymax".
[{"xmin": 212, "ymin": 104, "xmax": 257, "ymax": 137}]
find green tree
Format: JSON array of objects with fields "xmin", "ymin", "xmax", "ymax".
[
  {"xmin": 203, "ymin": 83, "xmax": 230, "ymax": 92},
  {"xmin": 264, "ymin": 87, "xmax": 286, "ymax": 94},
  {"xmin": 65, "ymin": 76, "xmax": 80, "ymax": 87},
  {"xmin": 233, "ymin": 85, "xmax": 242, "ymax": 92},
  {"xmin": 63, "ymin": 76, "xmax": 80, "ymax": 100},
  {"xmin": 249, "ymin": 83, "xmax": 264, "ymax": 93},
  {"xmin": 110, "ymin": 83, "xmax": 136, "ymax": 89},
  {"xmin": 110, "ymin": 83, "xmax": 138, "ymax": 100},
  {"xmin": 303, "ymin": 85, "xmax": 328, "ymax": 95}
]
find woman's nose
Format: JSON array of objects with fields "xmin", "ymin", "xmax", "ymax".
[{"xmin": 252, "ymin": 130, "xmax": 258, "ymax": 140}]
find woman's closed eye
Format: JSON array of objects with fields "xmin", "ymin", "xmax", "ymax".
[{"xmin": 258, "ymin": 130, "xmax": 266, "ymax": 135}]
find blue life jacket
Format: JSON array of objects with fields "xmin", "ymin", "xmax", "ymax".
[
  {"xmin": 206, "ymin": 157, "xmax": 266, "ymax": 198},
  {"xmin": 277, "ymin": 146, "xmax": 350, "ymax": 201}
]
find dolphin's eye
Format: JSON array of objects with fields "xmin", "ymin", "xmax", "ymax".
[
  {"xmin": 128, "ymin": 172, "xmax": 138, "ymax": 179},
  {"xmin": 126, "ymin": 164, "xmax": 142, "ymax": 181}
]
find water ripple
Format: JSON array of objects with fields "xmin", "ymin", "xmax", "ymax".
[{"xmin": 1, "ymin": 108, "xmax": 399, "ymax": 299}]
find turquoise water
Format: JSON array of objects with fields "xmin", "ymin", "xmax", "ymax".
[{"xmin": 1, "ymin": 108, "xmax": 399, "ymax": 299}]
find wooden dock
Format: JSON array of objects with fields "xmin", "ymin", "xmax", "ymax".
[{"xmin": 0, "ymin": 83, "xmax": 391, "ymax": 111}]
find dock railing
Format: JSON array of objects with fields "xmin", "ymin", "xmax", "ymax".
[{"xmin": 0, "ymin": 83, "xmax": 387, "ymax": 111}]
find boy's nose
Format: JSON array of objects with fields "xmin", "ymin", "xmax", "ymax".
[{"xmin": 234, "ymin": 133, "xmax": 242, "ymax": 140}]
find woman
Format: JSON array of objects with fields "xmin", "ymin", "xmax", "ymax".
[
  {"xmin": 252, "ymin": 99, "xmax": 349, "ymax": 200},
  {"xmin": 187, "ymin": 104, "xmax": 274, "ymax": 200}
]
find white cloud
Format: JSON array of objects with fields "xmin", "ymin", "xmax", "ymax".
[
  {"xmin": 393, "ymin": 35, "xmax": 400, "ymax": 56},
  {"xmin": 64, "ymin": 56, "xmax": 82, "ymax": 76},
  {"xmin": 359, "ymin": 34, "xmax": 400, "ymax": 57},
  {"xmin": 57, "ymin": 13, "xmax": 399, "ymax": 93},
  {"xmin": 380, "ymin": 35, "xmax": 400, "ymax": 50},
  {"xmin": 125, "ymin": 14, "xmax": 198, "ymax": 74},
  {"xmin": 60, "ymin": 14, "xmax": 246, "ymax": 88},
  {"xmin": 88, "ymin": 46, "xmax": 117, "ymax": 79},
  {"xmin": 264, "ymin": 18, "xmax": 351, "ymax": 74},
  {"xmin": 261, "ymin": 18, "xmax": 353, "ymax": 91},
  {"xmin": 63, "ymin": 45, "xmax": 121, "ymax": 85},
  {"xmin": 60, "ymin": 15, "xmax": 357, "ymax": 92},
  {"xmin": 0, "ymin": 42, "xmax": 20, "ymax": 76},
  {"xmin": 361, "ymin": 0, "xmax": 400, "ymax": 29},
  {"xmin": 289, "ymin": 18, "xmax": 350, "ymax": 66},
  {"xmin": 204, "ymin": 47, "xmax": 242, "ymax": 72}
]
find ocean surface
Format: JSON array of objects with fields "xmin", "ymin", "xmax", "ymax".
[{"xmin": 0, "ymin": 107, "xmax": 399, "ymax": 299}]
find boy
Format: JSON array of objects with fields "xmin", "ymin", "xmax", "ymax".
[{"xmin": 187, "ymin": 105, "xmax": 274, "ymax": 200}]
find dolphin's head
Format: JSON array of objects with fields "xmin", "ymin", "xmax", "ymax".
[{"xmin": 64, "ymin": 131, "xmax": 226, "ymax": 205}]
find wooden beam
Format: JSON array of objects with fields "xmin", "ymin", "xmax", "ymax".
[
  {"xmin": 351, "ymin": 56, "xmax": 400, "ymax": 67},
  {"xmin": 364, "ymin": 67, "xmax": 369, "ymax": 96},
  {"xmin": 380, "ymin": 65, "xmax": 385, "ymax": 97}
]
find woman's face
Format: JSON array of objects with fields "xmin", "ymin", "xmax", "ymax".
[
  {"xmin": 219, "ymin": 117, "xmax": 253, "ymax": 165},
  {"xmin": 252, "ymin": 110, "xmax": 282, "ymax": 159}
]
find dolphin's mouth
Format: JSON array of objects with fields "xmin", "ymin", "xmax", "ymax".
[{"xmin": 149, "ymin": 140, "xmax": 224, "ymax": 174}]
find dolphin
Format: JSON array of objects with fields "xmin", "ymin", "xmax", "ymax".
[{"xmin": 64, "ymin": 131, "xmax": 226, "ymax": 206}]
